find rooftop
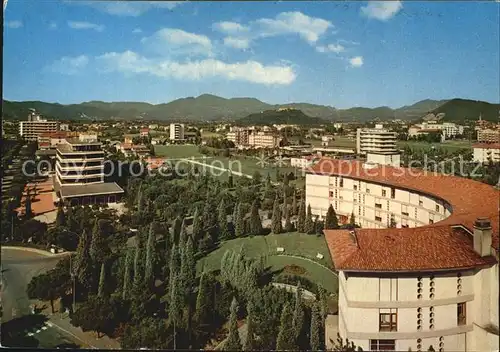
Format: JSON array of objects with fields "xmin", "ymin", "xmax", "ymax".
[
  {"xmin": 59, "ymin": 182, "xmax": 124, "ymax": 199},
  {"xmin": 308, "ymin": 158, "xmax": 499, "ymax": 272},
  {"xmin": 472, "ymin": 143, "xmax": 500, "ymax": 150}
]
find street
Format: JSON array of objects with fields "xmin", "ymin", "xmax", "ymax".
[{"xmin": 1, "ymin": 247, "xmax": 79, "ymax": 348}]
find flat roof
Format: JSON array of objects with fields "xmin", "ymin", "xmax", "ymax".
[
  {"xmin": 59, "ymin": 182, "xmax": 124, "ymax": 199},
  {"xmin": 472, "ymin": 143, "xmax": 500, "ymax": 150},
  {"xmin": 309, "ymin": 158, "xmax": 499, "ymax": 272}
]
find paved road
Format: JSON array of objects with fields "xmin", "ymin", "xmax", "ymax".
[{"xmin": 1, "ymin": 247, "xmax": 79, "ymax": 348}]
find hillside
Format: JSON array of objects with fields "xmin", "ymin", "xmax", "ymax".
[
  {"xmin": 238, "ymin": 108, "xmax": 326, "ymax": 126},
  {"xmin": 422, "ymin": 98, "xmax": 499, "ymax": 122}
]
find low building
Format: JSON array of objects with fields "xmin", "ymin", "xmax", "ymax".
[
  {"xmin": 322, "ymin": 135, "xmax": 335, "ymax": 147},
  {"xmin": 473, "ymin": 143, "xmax": 500, "ymax": 163},
  {"xmin": 307, "ymin": 158, "xmax": 499, "ymax": 352},
  {"xmin": 290, "ymin": 156, "xmax": 317, "ymax": 169},
  {"xmin": 140, "ymin": 128, "xmax": 150, "ymax": 137}
]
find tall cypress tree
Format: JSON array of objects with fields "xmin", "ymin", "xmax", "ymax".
[
  {"xmin": 75, "ymin": 229, "xmax": 93, "ymax": 291},
  {"xmin": 172, "ymin": 216, "xmax": 182, "ymax": 245},
  {"xmin": 168, "ymin": 244, "xmax": 181, "ymax": 302},
  {"xmin": 122, "ymin": 249, "xmax": 132, "ymax": 300},
  {"xmin": 292, "ymin": 283, "xmax": 305, "ymax": 343},
  {"xmin": 224, "ymin": 297, "xmax": 241, "ymax": 351},
  {"xmin": 218, "ymin": 198, "xmax": 231, "ymax": 240},
  {"xmin": 90, "ymin": 219, "xmax": 107, "ymax": 264},
  {"xmin": 276, "ymin": 302, "xmax": 295, "ymax": 351},
  {"xmin": 292, "ymin": 190, "xmax": 298, "ymax": 215},
  {"xmin": 136, "ymin": 184, "xmax": 143, "ymax": 213},
  {"xmin": 168, "ymin": 273, "xmax": 181, "ymax": 328},
  {"xmin": 179, "ymin": 218, "xmax": 188, "ymax": 249},
  {"xmin": 305, "ymin": 204, "xmax": 315, "ymax": 234},
  {"xmin": 310, "ymin": 302, "xmax": 323, "ymax": 351},
  {"xmin": 179, "ymin": 236, "xmax": 196, "ymax": 296},
  {"xmin": 24, "ymin": 191, "xmax": 33, "ymax": 219},
  {"xmin": 297, "ymin": 200, "xmax": 306, "ymax": 233},
  {"xmin": 243, "ymin": 301, "xmax": 256, "ymax": 352},
  {"xmin": 192, "ymin": 206, "xmax": 202, "ymax": 245},
  {"xmin": 324, "ymin": 204, "xmax": 339, "ymax": 229},
  {"xmin": 194, "ymin": 271, "xmax": 210, "ymax": 325},
  {"xmin": 97, "ymin": 262, "xmax": 106, "ymax": 297},
  {"xmin": 144, "ymin": 223, "xmax": 155, "ymax": 288},
  {"xmin": 284, "ymin": 199, "xmax": 294, "ymax": 233},
  {"xmin": 249, "ymin": 200, "xmax": 262, "ymax": 236},
  {"xmin": 55, "ymin": 203, "xmax": 66, "ymax": 227},
  {"xmin": 234, "ymin": 202, "xmax": 245, "ymax": 238},
  {"xmin": 133, "ymin": 244, "xmax": 142, "ymax": 291},
  {"xmin": 349, "ymin": 212, "xmax": 356, "ymax": 227},
  {"xmin": 228, "ymin": 172, "xmax": 234, "ymax": 188},
  {"xmin": 271, "ymin": 196, "xmax": 282, "ymax": 234}
]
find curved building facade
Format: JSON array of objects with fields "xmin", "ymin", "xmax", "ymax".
[{"xmin": 305, "ymin": 158, "xmax": 499, "ymax": 352}]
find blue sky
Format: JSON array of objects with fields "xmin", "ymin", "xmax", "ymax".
[{"xmin": 3, "ymin": 1, "xmax": 499, "ymax": 108}]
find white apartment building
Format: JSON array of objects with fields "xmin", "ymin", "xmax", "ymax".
[
  {"xmin": 20, "ymin": 111, "xmax": 60, "ymax": 141},
  {"xmin": 306, "ymin": 158, "xmax": 499, "ymax": 352},
  {"xmin": 169, "ymin": 123, "xmax": 185, "ymax": 141},
  {"xmin": 227, "ymin": 127, "xmax": 250, "ymax": 146},
  {"xmin": 55, "ymin": 135, "xmax": 123, "ymax": 205},
  {"xmin": 409, "ymin": 122, "xmax": 464, "ymax": 139},
  {"xmin": 477, "ymin": 128, "xmax": 500, "ymax": 144},
  {"xmin": 248, "ymin": 131, "xmax": 281, "ymax": 148},
  {"xmin": 356, "ymin": 125, "xmax": 400, "ymax": 167},
  {"xmin": 473, "ymin": 143, "xmax": 500, "ymax": 163}
]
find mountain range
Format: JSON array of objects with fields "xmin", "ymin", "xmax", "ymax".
[{"xmin": 2, "ymin": 95, "xmax": 498, "ymax": 123}]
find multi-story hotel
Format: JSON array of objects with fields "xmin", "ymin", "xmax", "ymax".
[
  {"xmin": 472, "ymin": 143, "xmax": 500, "ymax": 164},
  {"xmin": 356, "ymin": 125, "xmax": 400, "ymax": 167},
  {"xmin": 477, "ymin": 128, "xmax": 500, "ymax": 144},
  {"xmin": 169, "ymin": 123, "xmax": 185, "ymax": 141},
  {"xmin": 55, "ymin": 135, "xmax": 123, "ymax": 205},
  {"xmin": 227, "ymin": 127, "xmax": 250, "ymax": 146},
  {"xmin": 248, "ymin": 131, "xmax": 281, "ymax": 148},
  {"xmin": 20, "ymin": 111, "xmax": 60, "ymax": 141},
  {"xmin": 305, "ymin": 158, "xmax": 499, "ymax": 352},
  {"xmin": 409, "ymin": 122, "xmax": 465, "ymax": 140}
]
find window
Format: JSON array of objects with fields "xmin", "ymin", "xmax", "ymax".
[
  {"xmin": 429, "ymin": 219, "xmax": 434, "ymax": 224},
  {"xmin": 435, "ymin": 204, "xmax": 440, "ymax": 212},
  {"xmin": 419, "ymin": 199, "xmax": 423, "ymax": 207},
  {"xmin": 457, "ymin": 303, "xmax": 466, "ymax": 326},
  {"xmin": 329, "ymin": 191, "xmax": 334, "ymax": 197},
  {"xmin": 370, "ymin": 340, "xmax": 395, "ymax": 351},
  {"xmin": 391, "ymin": 188, "xmax": 396, "ymax": 199},
  {"xmin": 354, "ymin": 185, "xmax": 358, "ymax": 191},
  {"xmin": 366, "ymin": 188, "xmax": 371, "ymax": 194},
  {"xmin": 375, "ymin": 203, "xmax": 382, "ymax": 209},
  {"xmin": 339, "ymin": 178, "xmax": 344, "ymax": 188},
  {"xmin": 382, "ymin": 190, "xmax": 387, "ymax": 197},
  {"xmin": 379, "ymin": 313, "xmax": 397, "ymax": 331},
  {"xmin": 375, "ymin": 216, "xmax": 383, "ymax": 222}
]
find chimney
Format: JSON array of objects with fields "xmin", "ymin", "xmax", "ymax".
[{"xmin": 473, "ymin": 217, "xmax": 492, "ymax": 257}]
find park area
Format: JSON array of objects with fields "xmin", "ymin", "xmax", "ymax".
[{"xmin": 197, "ymin": 232, "xmax": 338, "ymax": 293}]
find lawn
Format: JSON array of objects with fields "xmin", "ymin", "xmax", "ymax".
[
  {"xmin": 197, "ymin": 232, "xmax": 338, "ymax": 292},
  {"xmin": 397, "ymin": 140, "xmax": 472, "ymax": 152},
  {"xmin": 154, "ymin": 145, "xmax": 203, "ymax": 158}
]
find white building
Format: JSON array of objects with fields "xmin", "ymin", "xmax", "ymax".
[
  {"xmin": 290, "ymin": 156, "xmax": 316, "ymax": 169},
  {"xmin": 409, "ymin": 122, "xmax": 464, "ymax": 139},
  {"xmin": 477, "ymin": 128, "xmax": 500, "ymax": 144},
  {"xmin": 322, "ymin": 135, "xmax": 335, "ymax": 147},
  {"xmin": 169, "ymin": 123, "xmax": 185, "ymax": 141},
  {"xmin": 248, "ymin": 131, "xmax": 281, "ymax": 148},
  {"xmin": 20, "ymin": 111, "xmax": 60, "ymax": 141},
  {"xmin": 473, "ymin": 143, "xmax": 500, "ymax": 163},
  {"xmin": 356, "ymin": 125, "xmax": 400, "ymax": 167},
  {"xmin": 306, "ymin": 158, "xmax": 499, "ymax": 352}
]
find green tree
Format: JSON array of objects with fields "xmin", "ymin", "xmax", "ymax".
[
  {"xmin": 194, "ymin": 271, "xmax": 211, "ymax": 325},
  {"xmin": 144, "ymin": 223, "xmax": 156, "ymax": 288},
  {"xmin": 55, "ymin": 203, "xmax": 66, "ymax": 228},
  {"xmin": 310, "ymin": 302, "xmax": 323, "ymax": 351},
  {"xmin": 349, "ymin": 212, "xmax": 356, "ymax": 227},
  {"xmin": 179, "ymin": 218, "xmax": 188, "ymax": 249},
  {"xmin": 305, "ymin": 204, "xmax": 315, "ymax": 234},
  {"xmin": 136, "ymin": 185, "xmax": 144, "ymax": 213},
  {"xmin": 172, "ymin": 216, "xmax": 182, "ymax": 245},
  {"xmin": 283, "ymin": 200, "xmax": 294, "ymax": 232},
  {"xmin": 97, "ymin": 263, "xmax": 106, "ymax": 297},
  {"xmin": 27, "ymin": 266, "xmax": 69, "ymax": 313},
  {"xmin": 292, "ymin": 190, "xmax": 298, "ymax": 215},
  {"xmin": 224, "ymin": 297, "xmax": 241, "ymax": 351},
  {"xmin": 168, "ymin": 243, "xmax": 181, "ymax": 302},
  {"xmin": 192, "ymin": 206, "xmax": 202, "ymax": 245},
  {"xmin": 292, "ymin": 283, "xmax": 305, "ymax": 343},
  {"xmin": 249, "ymin": 200, "xmax": 262, "ymax": 236},
  {"xmin": 330, "ymin": 333, "xmax": 363, "ymax": 351},
  {"xmin": 324, "ymin": 204, "xmax": 339, "ymax": 229},
  {"xmin": 297, "ymin": 200, "xmax": 306, "ymax": 233},
  {"xmin": 271, "ymin": 196, "xmax": 282, "ymax": 234},
  {"xmin": 389, "ymin": 214, "xmax": 397, "ymax": 228},
  {"xmin": 133, "ymin": 244, "xmax": 142, "ymax": 291},
  {"xmin": 218, "ymin": 198, "xmax": 231, "ymax": 240},
  {"xmin": 244, "ymin": 301, "xmax": 256, "ymax": 352},
  {"xmin": 122, "ymin": 249, "xmax": 132, "ymax": 300},
  {"xmin": 276, "ymin": 302, "xmax": 296, "ymax": 350},
  {"xmin": 179, "ymin": 236, "xmax": 196, "ymax": 296},
  {"xmin": 228, "ymin": 172, "xmax": 234, "ymax": 188},
  {"xmin": 75, "ymin": 229, "xmax": 93, "ymax": 291},
  {"xmin": 24, "ymin": 192, "xmax": 33, "ymax": 219},
  {"xmin": 234, "ymin": 202, "xmax": 245, "ymax": 238}
]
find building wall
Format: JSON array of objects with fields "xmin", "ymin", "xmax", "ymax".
[
  {"xmin": 305, "ymin": 173, "xmax": 450, "ymax": 228},
  {"xmin": 473, "ymin": 147, "xmax": 500, "ymax": 163},
  {"xmin": 20, "ymin": 121, "xmax": 60, "ymax": 141}
]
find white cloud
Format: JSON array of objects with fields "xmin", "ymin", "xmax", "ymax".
[
  {"xmin": 223, "ymin": 37, "xmax": 251, "ymax": 50},
  {"xmin": 66, "ymin": 1, "xmax": 184, "ymax": 17},
  {"xmin": 316, "ymin": 43, "xmax": 345, "ymax": 53},
  {"xmin": 349, "ymin": 56, "xmax": 364, "ymax": 67},
  {"xmin": 5, "ymin": 20, "xmax": 22, "ymax": 29},
  {"xmin": 132, "ymin": 28, "xmax": 142, "ymax": 34},
  {"xmin": 48, "ymin": 55, "xmax": 89, "ymax": 75},
  {"xmin": 213, "ymin": 12, "xmax": 332, "ymax": 50},
  {"xmin": 360, "ymin": 1, "xmax": 403, "ymax": 21},
  {"xmin": 141, "ymin": 28, "xmax": 213, "ymax": 56},
  {"xmin": 49, "ymin": 22, "xmax": 57, "ymax": 30},
  {"xmin": 68, "ymin": 21, "xmax": 105, "ymax": 32},
  {"xmin": 96, "ymin": 50, "xmax": 296, "ymax": 85}
]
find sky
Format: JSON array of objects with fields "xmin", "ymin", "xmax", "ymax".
[{"xmin": 3, "ymin": 0, "xmax": 500, "ymax": 109}]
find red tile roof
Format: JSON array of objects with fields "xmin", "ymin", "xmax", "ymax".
[
  {"xmin": 472, "ymin": 143, "xmax": 500, "ymax": 150},
  {"xmin": 308, "ymin": 158, "xmax": 499, "ymax": 271}
]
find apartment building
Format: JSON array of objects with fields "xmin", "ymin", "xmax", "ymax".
[
  {"xmin": 290, "ymin": 156, "xmax": 317, "ymax": 169},
  {"xmin": 306, "ymin": 158, "xmax": 499, "ymax": 352},
  {"xmin": 409, "ymin": 122, "xmax": 464, "ymax": 139},
  {"xmin": 477, "ymin": 128, "xmax": 500, "ymax": 144},
  {"xmin": 356, "ymin": 125, "xmax": 400, "ymax": 166},
  {"xmin": 227, "ymin": 127, "xmax": 250, "ymax": 146},
  {"xmin": 169, "ymin": 123, "xmax": 185, "ymax": 141},
  {"xmin": 55, "ymin": 135, "xmax": 123, "ymax": 205},
  {"xmin": 248, "ymin": 131, "xmax": 281, "ymax": 148},
  {"xmin": 20, "ymin": 111, "xmax": 60, "ymax": 141},
  {"xmin": 472, "ymin": 143, "xmax": 500, "ymax": 164}
]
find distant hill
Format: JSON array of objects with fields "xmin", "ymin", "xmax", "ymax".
[
  {"xmin": 2, "ymin": 95, "xmax": 496, "ymax": 123},
  {"xmin": 421, "ymin": 98, "xmax": 499, "ymax": 122},
  {"xmin": 238, "ymin": 108, "xmax": 326, "ymax": 126}
]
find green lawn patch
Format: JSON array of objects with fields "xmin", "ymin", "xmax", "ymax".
[{"xmin": 154, "ymin": 145, "xmax": 203, "ymax": 158}]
